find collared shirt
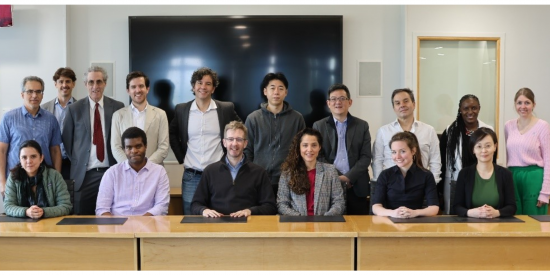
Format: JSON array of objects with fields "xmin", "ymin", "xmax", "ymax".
[
  {"xmin": 372, "ymin": 164, "xmax": 439, "ymax": 210},
  {"xmin": 373, "ymin": 119, "xmax": 441, "ymax": 183},
  {"xmin": 87, "ymin": 96, "xmax": 109, "ymax": 170},
  {"xmin": 54, "ymin": 97, "xmax": 75, "ymax": 159},
  {"xmin": 225, "ymin": 155, "xmax": 245, "ymax": 180},
  {"xmin": 95, "ymin": 159, "xmax": 170, "ymax": 216},
  {"xmin": 333, "ymin": 118, "xmax": 349, "ymax": 175},
  {"xmin": 184, "ymin": 100, "xmax": 222, "ymax": 171},
  {"xmin": 130, "ymin": 103, "xmax": 147, "ymax": 130},
  {"xmin": 0, "ymin": 106, "xmax": 62, "ymax": 178}
]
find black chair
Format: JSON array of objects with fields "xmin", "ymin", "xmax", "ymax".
[
  {"xmin": 369, "ymin": 180, "xmax": 376, "ymax": 215},
  {"xmin": 64, "ymin": 179, "xmax": 75, "ymax": 215}
]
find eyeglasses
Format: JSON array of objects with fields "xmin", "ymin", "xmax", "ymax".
[
  {"xmin": 224, "ymin": 137, "xmax": 247, "ymax": 143},
  {"xmin": 24, "ymin": 90, "xmax": 44, "ymax": 95},
  {"xmin": 329, "ymin": 96, "xmax": 349, "ymax": 103}
]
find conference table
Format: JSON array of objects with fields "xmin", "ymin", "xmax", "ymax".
[
  {"xmin": 349, "ymin": 215, "xmax": 550, "ymax": 270},
  {"xmin": 1, "ymin": 215, "xmax": 550, "ymax": 270},
  {"xmin": 136, "ymin": 215, "xmax": 356, "ymax": 270}
]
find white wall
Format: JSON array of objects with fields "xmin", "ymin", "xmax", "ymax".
[
  {"xmin": 66, "ymin": 5, "xmax": 406, "ymax": 186},
  {"xmin": 0, "ymin": 5, "xmax": 67, "ymax": 213},
  {"xmin": 406, "ymin": 5, "xmax": 550, "ymax": 165}
]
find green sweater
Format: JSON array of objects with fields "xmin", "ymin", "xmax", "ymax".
[{"xmin": 4, "ymin": 167, "xmax": 72, "ymax": 218}]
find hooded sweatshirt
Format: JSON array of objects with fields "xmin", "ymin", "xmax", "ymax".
[{"xmin": 244, "ymin": 101, "xmax": 305, "ymax": 185}]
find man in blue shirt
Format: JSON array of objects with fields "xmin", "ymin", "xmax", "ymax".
[{"xmin": 0, "ymin": 76, "xmax": 62, "ymax": 197}]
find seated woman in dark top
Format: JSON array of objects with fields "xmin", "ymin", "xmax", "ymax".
[
  {"xmin": 3, "ymin": 140, "xmax": 72, "ymax": 219},
  {"xmin": 372, "ymin": 131, "xmax": 439, "ymax": 218},
  {"xmin": 454, "ymin": 127, "xmax": 516, "ymax": 218}
]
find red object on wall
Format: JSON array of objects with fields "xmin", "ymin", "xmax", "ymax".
[{"xmin": 0, "ymin": 5, "xmax": 12, "ymax": 27}]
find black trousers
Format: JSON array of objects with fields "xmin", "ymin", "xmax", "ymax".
[
  {"xmin": 61, "ymin": 158, "xmax": 71, "ymax": 180},
  {"xmin": 345, "ymin": 188, "xmax": 369, "ymax": 215},
  {"xmin": 74, "ymin": 168, "xmax": 106, "ymax": 215}
]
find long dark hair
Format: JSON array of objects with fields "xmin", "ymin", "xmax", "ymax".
[
  {"xmin": 9, "ymin": 140, "xmax": 51, "ymax": 181},
  {"xmin": 446, "ymin": 94, "xmax": 480, "ymax": 175},
  {"xmin": 389, "ymin": 131, "xmax": 426, "ymax": 170},
  {"xmin": 280, "ymin": 128, "xmax": 323, "ymax": 195}
]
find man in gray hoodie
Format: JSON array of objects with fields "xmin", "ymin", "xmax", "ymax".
[{"xmin": 244, "ymin": 72, "xmax": 306, "ymax": 195}]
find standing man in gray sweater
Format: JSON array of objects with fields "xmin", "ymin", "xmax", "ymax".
[{"xmin": 244, "ymin": 72, "xmax": 306, "ymax": 195}]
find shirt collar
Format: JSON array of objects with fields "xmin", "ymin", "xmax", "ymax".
[
  {"xmin": 190, "ymin": 99, "xmax": 217, "ymax": 111},
  {"xmin": 123, "ymin": 158, "xmax": 150, "ymax": 172},
  {"xmin": 131, "ymin": 102, "xmax": 148, "ymax": 113},
  {"xmin": 88, "ymin": 96, "xmax": 104, "ymax": 109},
  {"xmin": 55, "ymin": 97, "xmax": 75, "ymax": 106},
  {"xmin": 21, "ymin": 105, "xmax": 43, "ymax": 117},
  {"xmin": 391, "ymin": 119, "xmax": 418, "ymax": 131},
  {"xmin": 333, "ymin": 117, "xmax": 348, "ymax": 126},
  {"xmin": 225, "ymin": 155, "xmax": 245, "ymax": 169},
  {"xmin": 391, "ymin": 163, "xmax": 418, "ymax": 175}
]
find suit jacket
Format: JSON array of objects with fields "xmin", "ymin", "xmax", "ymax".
[
  {"xmin": 111, "ymin": 104, "xmax": 170, "ymax": 165},
  {"xmin": 41, "ymin": 96, "xmax": 77, "ymax": 114},
  {"xmin": 62, "ymin": 96, "xmax": 125, "ymax": 190},
  {"xmin": 313, "ymin": 113, "xmax": 372, "ymax": 197},
  {"xmin": 454, "ymin": 164, "xmax": 516, "ymax": 217},
  {"xmin": 169, "ymin": 99, "xmax": 241, "ymax": 164},
  {"xmin": 277, "ymin": 162, "xmax": 345, "ymax": 216}
]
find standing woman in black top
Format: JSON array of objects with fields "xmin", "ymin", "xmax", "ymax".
[
  {"xmin": 439, "ymin": 94, "xmax": 495, "ymax": 214},
  {"xmin": 372, "ymin": 132, "xmax": 439, "ymax": 218}
]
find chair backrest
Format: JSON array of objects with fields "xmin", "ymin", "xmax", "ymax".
[
  {"xmin": 64, "ymin": 179, "xmax": 75, "ymax": 215},
  {"xmin": 369, "ymin": 180, "xmax": 376, "ymax": 215}
]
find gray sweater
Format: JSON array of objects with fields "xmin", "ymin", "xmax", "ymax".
[{"xmin": 244, "ymin": 102, "xmax": 305, "ymax": 185}]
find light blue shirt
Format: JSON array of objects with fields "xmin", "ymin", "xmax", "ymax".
[
  {"xmin": 225, "ymin": 155, "xmax": 245, "ymax": 180},
  {"xmin": 333, "ymin": 118, "xmax": 349, "ymax": 175},
  {"xmin": 0, "ymin": 106, "xmax": 62, "ymax": 178},
  {"xmin": 54, "ymin": 97, "xmax": 75, "ymax": 159}
]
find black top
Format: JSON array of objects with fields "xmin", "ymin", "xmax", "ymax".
[
  {"xmin": 454, "ymin": 164, "xmax": 516, "ymax": 217},
  {"xmin": 191, "ymin": 157, "xmax": 277, "ymax": 215},
  {"xmin": 372, "ymin": 164, "xmax": 439, "ymax": 210}
]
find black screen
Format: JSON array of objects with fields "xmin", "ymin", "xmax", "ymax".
[{"xmin": 129, "ymin": 16, "xmax": 343, "ymax": 126}]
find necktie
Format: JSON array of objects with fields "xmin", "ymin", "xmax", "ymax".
[{"xmin": 93, "ymin": 103, "xmax": 105, "ymax": 162}]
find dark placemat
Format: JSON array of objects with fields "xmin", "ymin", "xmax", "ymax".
[
  {"xmin": 0, "ymin": 216, "xmax": 39, "ymax": 223},
  {"xmin": 390, "ymin": 216, "xmax": 525, "ymax": 223},
  {"xmin": 389, "ymin": 216, "xmax": 458, "ymax": 223},
  {"xmin": 180, "ymin": 216, "xmax": 247, "ymax": 223},
  {"xmin": 279, "ymin": 215, "xmax": 346, "ymax": 223},
  {"xmin": 528, "ymin": 215, "xmax": 550, "ymax": 222},
  {"xmin": 56, "ymin": 217, "xmax": 128, "ymax": 225}
]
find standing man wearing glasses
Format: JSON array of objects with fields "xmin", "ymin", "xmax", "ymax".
[
  {"xmin": 191, "ymin": 121, "xmax": 277, "ymax": 217},
  {"xmin": 313, "ymin": 84, "xmax": 372, "ymax": 215},
  {"xmin": 244, "ymin": 72, "xmax": 306, "ymax": 196},
  {"xmin": 0, "ymin": 76, "xmax": 62, "ymax": 197},
  {"xmin": 62, "ymin": 66, "xmax": 124, "ymax": 215},
  {"xmin": 169, "ymin": 67, "xmax": 240, "ymax": 215}
]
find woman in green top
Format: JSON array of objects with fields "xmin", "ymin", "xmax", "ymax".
[
  {"xmin": 454, "ymin": 127, "xmax": 516, "ymax": 218},
  {"xmin": 3, "ymin": 140, "xmax": 72, "ymax": 219}
]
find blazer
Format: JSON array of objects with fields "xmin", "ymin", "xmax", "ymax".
[
  {"xmin": 169, "ymin": 99, "xmax": 240, "ymax": 164},
  {"xmin": 454, "ymin": 164, "xmax": 516, "ymax": 217},
  {"xmin": 62, "ymin": 96, "xmax": 125, "ymax": 191},
  {"xmin": 110, "ymin": 105, "xmax": 170, "ymax": 165},
  {"xmin": 277, "ymin": 162, "xmax": 345, "ymax": 216},
  {"xmin": 41, "ymin": 96, "xmax": 77, "ymax": 114},
  {"xmin": 313, "ymin": 113, "xmax": 372, "ymax": 197}
]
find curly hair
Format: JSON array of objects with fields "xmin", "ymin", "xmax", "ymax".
[{"xmin": 280, "ymin": 128, "xmax": 323, "ymax": 195}]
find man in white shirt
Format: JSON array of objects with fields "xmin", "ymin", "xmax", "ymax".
[
  {"xmin": 111, "ymin": 71, "xmax": 169, "ymax": 165},
  {"xmin": 169, "ymin": 67, "xmax": 240, "ymax": 215},
  {"xmin": 372, "ymin": 88, "xmax": 441, "ymax": 183}
]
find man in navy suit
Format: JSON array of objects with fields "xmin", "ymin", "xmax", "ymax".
[
  {"xmin": 62, "ymin": 66, "xmax": 124, "ymax": 215},
  {"xmin": 169, "ymin": 67, "xmax": 240, "ymax": 215},
  {"xmin": 313, "ymin": 84, "xmax": 372, "ymax": 215}
]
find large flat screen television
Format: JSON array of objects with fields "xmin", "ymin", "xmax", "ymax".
[{"xmin": 129, "ymin": 15, "xmax": 343, "ymax": 127}]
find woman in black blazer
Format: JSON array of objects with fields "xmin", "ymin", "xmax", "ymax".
[{"xmin": 454, "ymin": 127, "xmax": 516, "ymax": 218}]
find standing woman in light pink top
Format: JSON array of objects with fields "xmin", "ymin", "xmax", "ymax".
[{"xmin": 504, "ymin": 88, "xmax": 550, "ymax": 215}]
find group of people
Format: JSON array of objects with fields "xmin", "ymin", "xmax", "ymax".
[{"xmin": 1, "ymin": 65, "xmax": 548, "ymax": 220}]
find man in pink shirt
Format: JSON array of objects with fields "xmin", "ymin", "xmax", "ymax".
[{"xmin": 95, "ymin": 127, "xmax": 170, "ymax": 216}]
